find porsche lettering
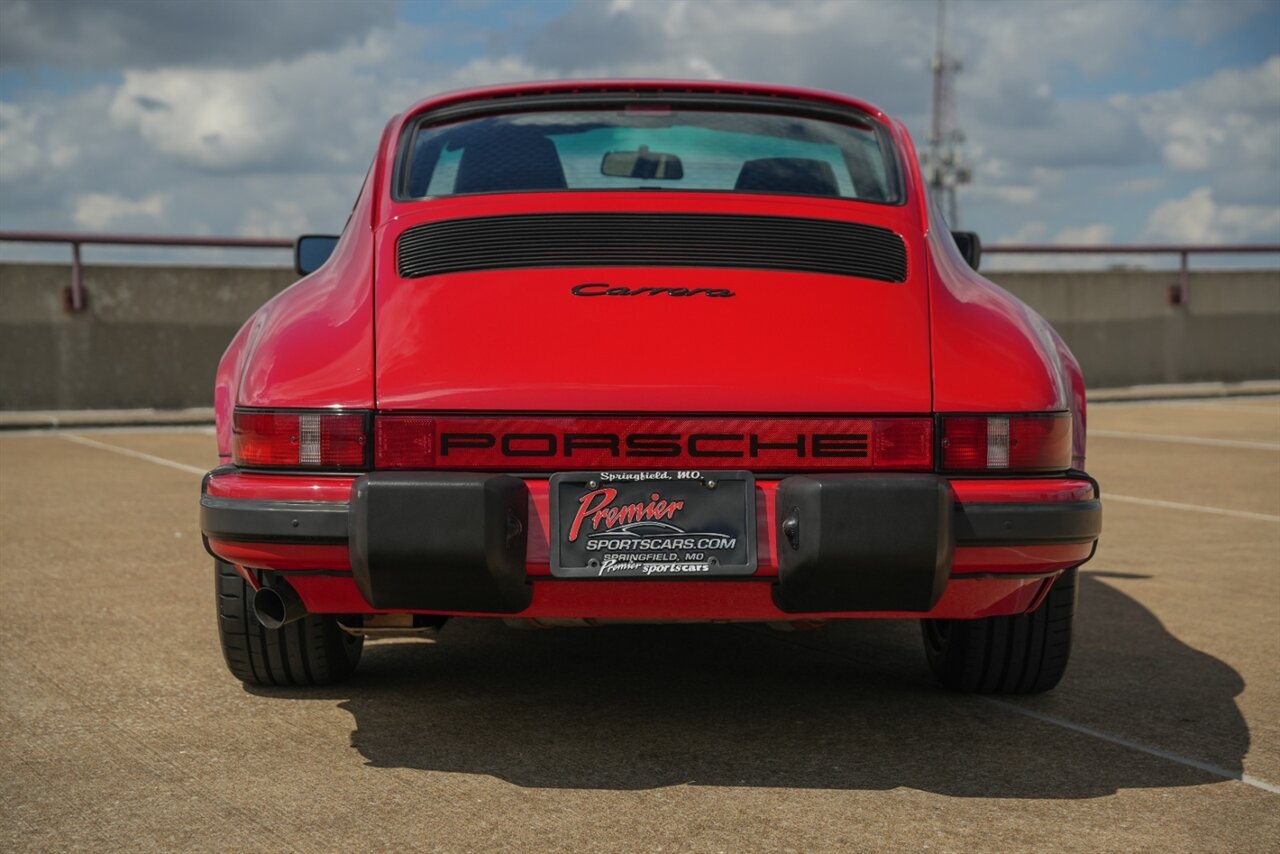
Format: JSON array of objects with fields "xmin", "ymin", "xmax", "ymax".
[{"xmin": 438, "ymin": 432, "xmax": 869, "ymax": 459}]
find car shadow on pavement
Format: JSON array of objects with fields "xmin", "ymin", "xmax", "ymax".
[{"xmin": 249, "ymin": 575, "xmax": 1249, "ymax": 798}]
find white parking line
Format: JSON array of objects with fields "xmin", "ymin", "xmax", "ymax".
[
  {"xmin": 59, "ymin": 433, "xmax": 207, "ymax": 476},
  {"xmin": 1106, "ymin": 493, "xmax": 1280, "ymax": 523},
  {"xmin": 1168, "ymin": 402, "xmax": 1279, "ymax": 414},
  {"xmin": 987, "ymin": 700, "xmax": 1280, "ymax": 795},
  {"xmin": 0, "ymin": 425, "xmax": 216, "ymax": 437},
  {"xmin": 1094, "ymin": 397, "xmax": 1280, "ymax": 412},
  {"xmin": 756, "ymin": 627, "xmax": 1280, "ymax": 795},
  {"xmin": 1090, "ymin": 430, "xmax": 1280, "ymax": 451}
]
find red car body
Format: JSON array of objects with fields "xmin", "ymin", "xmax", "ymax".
[{"xmin": 202, "ymin": 80, "xmax": 1100, "ymax": 691}]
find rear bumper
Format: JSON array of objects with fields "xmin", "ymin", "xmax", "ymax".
[
  {"xmin": 201, "ymin": 467, "xmax": 1100, "ymax": 619},
  {"xmin": 201, "ymin": 487, "xmax": 1102, "ymax": 548}
]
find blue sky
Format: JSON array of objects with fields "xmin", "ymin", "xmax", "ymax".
[{"xmin": 1, "ymin": 0, "xmax": 1276, "ymax": 269}]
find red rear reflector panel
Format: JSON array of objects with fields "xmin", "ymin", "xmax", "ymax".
[
  {"xmin": 872, "ymin": 418, "xmax": 934, "ymax": 468},
  {"xmin": 373, "ymin": 415, "xmax": 933, "ymax": 472},
  {"xmin": 375, "ymin": 415, "xmax": 436, "ymax": 469}
]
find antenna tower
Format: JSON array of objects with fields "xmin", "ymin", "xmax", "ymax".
[{"xmin": 924, "ymin": 0, "xmax": 971, "ymax": 225}]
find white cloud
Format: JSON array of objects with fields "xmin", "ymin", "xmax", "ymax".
[
  {"xmin": 524, "ymin": 0, "xmax": 931, "ymax": 111},
  {"xmin": 996, "ymin": 221, "xmax": 1049, "ymax": 244},
  {"xmin": 1128, "ymin": 56, "xmax": 1280, "ymax": 204},
  {"xmin": 0, "ymin": 99, "xmax": 83, "ymax": 184},
  {"xmin": 994, "ymin": 221, "xmax": 1114, "ymax": 247},
  {"xmin": 107, "ymin": 30, "xmax": 409, "ymax": 173},
  {"xmin": 73, "ymin": 192, "xmax": 165, "ymax": 230},
  {"xmin": 1173, "ymin": 0, "xmax": 1274, "ymax": 45},
  {"xmin": 238, "ymin": 201, "xmax": 313, "ymax": 240},
  {"xmin": 969, "ymin": 184, "xmax": 1040, "ymax": 206},
  {"xmin": 1111, "ymin": 176, "xmax": 1166, "ymax": 196},
  {"xmin": 0, "ymin": 0, "xmax": 397, "ymax": 70},
  {"xmin": 110, "ymin": 72, "xmax": 295, "ymax": 172},
  {"xmin": 985, "ymin": 222, "xmax": 1126, "ymax": 271},
  {"xmin": 960, "ymin": 0, "xmax": 1152, "ymax": 82},
  {"xmin": 1143, "ymin": 187, "xmax": 1280, "ymax": 244},
  {"xmin": 1055, "ymin": 224, "xmax": 1116, "ymax": 245}
]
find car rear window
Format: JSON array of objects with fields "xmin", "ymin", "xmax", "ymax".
[{"xmin": 399, "ymin": 107, "xmax": 900, "ymax": 204}]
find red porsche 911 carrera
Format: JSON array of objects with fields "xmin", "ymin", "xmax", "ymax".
[{"xmin": 201, "ymin": 80, "xmax": 1101, "ymax": 693}]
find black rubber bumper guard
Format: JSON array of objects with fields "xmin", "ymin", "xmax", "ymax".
[{"xmin": 201, "ymin": 470, "xmax": 1101, "ymax": 615}]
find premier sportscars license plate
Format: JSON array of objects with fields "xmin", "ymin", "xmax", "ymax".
[{"xmin": 549, "ymin": 471, "xmax": 757, "ymax": 579}]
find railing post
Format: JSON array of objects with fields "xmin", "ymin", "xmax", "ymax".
[
  {"xmin": 1163, "ymin": 250, "xmax": 1191, "ymax": 384},
  {"xmin": 66, "ymin": 241, "xmax": 86, "ymax": 313},
  {"xmin": 1178, "ymin": 249, "xmax": 1190, "ymax": 308}
]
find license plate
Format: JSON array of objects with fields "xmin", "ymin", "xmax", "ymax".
[{"xmin": 549, "ymin": 471, "xmax": 757, "ymax": 579}]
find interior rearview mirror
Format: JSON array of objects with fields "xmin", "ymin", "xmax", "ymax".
[
  {"xmin": 295, "ymin": 235, "xmax": 340, "ymax": 276},
  {"xmin": 601, "ymin": 145, "xmax": 684, "ymax": 180},
  {"xmin": 951, "ymin": 231, "xmax": 981, "ymax": 271}
]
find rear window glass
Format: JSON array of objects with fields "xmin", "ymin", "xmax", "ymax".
[{"xmin": 399, "ymin": 108, "xmax": 900, "ymax": 203}]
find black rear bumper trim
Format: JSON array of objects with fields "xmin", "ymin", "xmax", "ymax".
[
  {"xmin": 956, "ymin": 499, "xmax": 1102, "ymax": 546},
  {"xmin": 200, "ymin": 496, "xmax": 348, "ymax": 544}
]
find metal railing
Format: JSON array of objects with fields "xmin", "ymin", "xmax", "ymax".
[
  {"xmin": 0, "ymin": 230, "xmax": 293, "ymax": 312},
  {"xmin": 1, "ymin": 229, "xmax": 1277, "ymax": 313},
  {"xmin": 983, "ymin": 243, "xmax": 1280, "ymax": 304}
]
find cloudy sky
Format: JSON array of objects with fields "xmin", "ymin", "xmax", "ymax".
[{"xmin": 1, "ymin": 0, "xmax": 1277, "ymax": 267}]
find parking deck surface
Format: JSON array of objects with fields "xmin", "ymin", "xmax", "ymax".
[{"xmin": 2, "ymin": 398, "xmax": 1278, "ymax": 852}]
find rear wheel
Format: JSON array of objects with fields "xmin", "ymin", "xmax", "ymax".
[
  {"xmin": 921, "ymin": 567, "xmax": 1077, "ymax": 694},
  {"xmin": 215, "ymin": 560, "xmax": 362, "ymax": 686}
]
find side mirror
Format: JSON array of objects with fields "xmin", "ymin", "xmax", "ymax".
[
  {"xmin": 294, "ymin": 234, "xmax": 340, "ymax": 276},
  {"xmin": 951, "ymin": 231, "xmax": 981, "ymax": 271}
]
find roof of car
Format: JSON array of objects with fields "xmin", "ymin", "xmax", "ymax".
[{"xmin": 396, "ymin": 79, "xmax": 891, "ymax": 127}]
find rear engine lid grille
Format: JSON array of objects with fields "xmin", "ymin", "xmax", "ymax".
[{"xmin": 396, "ymin": 213, "xmax": 908, "ymax": 283}]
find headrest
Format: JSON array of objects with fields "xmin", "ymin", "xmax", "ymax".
[
  {"xmin": 734, "ymin": 157, "xmax": 840, "ymax": 197},
  {"xmin": 454, "ymin": 131, "xmax": 568, "ymax": 194}
]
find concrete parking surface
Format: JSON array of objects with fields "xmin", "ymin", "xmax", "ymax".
[{"xmin": 2, "ymin": 398, "xmax": 1278, "ymax": 852}]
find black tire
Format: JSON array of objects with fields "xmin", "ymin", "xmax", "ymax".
[
  {"xmin": 921, "ymin": 566, "xmax": 1078, "ymax": 694},
  {"xmin": 215, "ymin": 560, "xmax": 363, "ymax": 686}
]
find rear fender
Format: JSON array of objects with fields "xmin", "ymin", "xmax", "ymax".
[
  {"xmin": 213, "ymin": 316, "xmax": 263, "ymax": 461},
  {"xmin": 926, "ymin": 202, "xmax": 1077, "ymax": 417},
  {"xmin": 216, "ymin": 125, "xmax": 399, "ymax": 427}
]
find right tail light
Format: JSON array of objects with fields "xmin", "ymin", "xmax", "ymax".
[{"xmin": 940, "ymin": 413, "xmax": 1072, "ymax": 472}]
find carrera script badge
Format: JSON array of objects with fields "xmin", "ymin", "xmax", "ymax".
[
  {"xmin": 550, "ymin": 471, "xmax": 757, "ymax": 579},
  {"xmin": 571, "ymin": 283, "xmax": 735, "ymax": 298}
]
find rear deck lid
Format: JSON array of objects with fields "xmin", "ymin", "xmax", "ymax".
[{"xmin": 373, "ymin": 202, "xmax": 932, "ymax": 413}]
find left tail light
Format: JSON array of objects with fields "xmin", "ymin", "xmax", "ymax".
[{"xmin": 232, "ymin": 409, "xmax": 369, "ymax": 469}]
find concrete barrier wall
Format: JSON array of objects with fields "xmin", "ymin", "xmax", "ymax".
[
  {"xmin": 1, "ymin": 262, "xmax": 1277, "ymax": 410},
  {"xmin": 0, "ymin": 264, "xmax": 295, "ymax": 410},
  {"xmin": 991, "ymin": 270, "xmax": 1280, "ymax": 388}
]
